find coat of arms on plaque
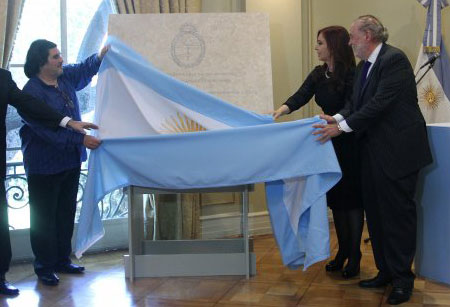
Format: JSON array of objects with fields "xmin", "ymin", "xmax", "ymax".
[{"xmin": 171, "ymin": 23, "xmax": 205, "ymax": 68}]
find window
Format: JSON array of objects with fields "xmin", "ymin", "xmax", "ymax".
[{"xmin": 7, "ymin": 0, "xmax": 116, "ymax": 229}]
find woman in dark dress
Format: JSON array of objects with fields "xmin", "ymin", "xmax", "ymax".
[{"xmin": 273, "ymin": 26, "xmax": 363, "ymax": 278}]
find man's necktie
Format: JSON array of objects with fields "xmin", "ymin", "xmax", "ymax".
[
  {"xmin": 356, "ymin": 60, "xmax": 372, "ymax": 110},
  {"xmin": 360, "ymin": 60, "xmax": 372, "ymax": 88}
]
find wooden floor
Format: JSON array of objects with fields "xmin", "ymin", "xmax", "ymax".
[{"xmin": 1, "ymin": 224, "xmax": 450, "ymax": 306}]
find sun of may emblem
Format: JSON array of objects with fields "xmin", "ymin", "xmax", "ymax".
[
  {"xmin": 420, "ymin": 83, "xmax": 443, "ymax": 109},
  {"xmin": 159, "ymin": 112, "xmax": 206, "ymax": 134}
]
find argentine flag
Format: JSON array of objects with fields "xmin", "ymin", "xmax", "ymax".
[
  {"xmin": 75, "ymin": 36, "xmax": 341, "ymax": 270},
  {"xmin": 415, "ymin": 0, "xmax": 450, "ymax": 123}
]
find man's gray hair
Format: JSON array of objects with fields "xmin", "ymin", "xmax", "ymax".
[{"xmin": 356, "ymin": 15, "xmax": 389, "ymax": 43}]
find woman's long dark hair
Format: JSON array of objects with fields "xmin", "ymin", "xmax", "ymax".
[{"xmin": 317, "ymin": 26, "xmax": 355, "ymax": 93}]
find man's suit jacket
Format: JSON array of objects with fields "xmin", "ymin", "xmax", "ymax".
[
  {"xmin": 0, "ymin": 69, "xmax": 64, "ymax": 180},
  {"xmin": 339, "ymin": 44, "xmax": 432, "ymax": 180}
]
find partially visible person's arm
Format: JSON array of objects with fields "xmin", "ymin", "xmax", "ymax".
[
  {"xmin": 272, "ymin": 68, "xmax": 317, "ymax": 119},
  {"xmin": 6, "ymin": 70, "xmax": 63, "ymax": 129},
  {"xmin": 6, "ymin": 70, "xmax": 97, "ymax": 134}
]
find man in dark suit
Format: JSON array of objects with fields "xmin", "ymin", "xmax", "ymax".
[
  {"xmin": 0, "ymin": 68, "xmax": 100, "ymax": 296},
  {"xmin": 314, "ymin": 15, "xmax": 432, "ymax": 305}
]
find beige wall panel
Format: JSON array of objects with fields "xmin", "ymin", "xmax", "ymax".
[{"xmin": 246, "ymin": 0, "xmax": 305, "ymax": 122}]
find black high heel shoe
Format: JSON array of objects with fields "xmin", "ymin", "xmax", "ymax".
[
  {"xmin": 325, "ymin": 254, "xmax": 347, "ymax": 272},
  {"xmin": 342, "ymin": 263, "xmax": 360, "ymax": 278},
  {"xmin": 325, "ymin": 260, "xmax": 344, "ymax": 272},
  {"xmin": 342, "ymin": 253, "xmax": 361, "ymax": 278}
]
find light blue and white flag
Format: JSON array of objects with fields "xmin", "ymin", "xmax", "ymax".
[
  {"xmin": 415, "ymin": 0, "xmax": 450, "ymax": 123},
  {"xmin": 75, "ymin": 36, "xmax": 341, "ymax": 270}
]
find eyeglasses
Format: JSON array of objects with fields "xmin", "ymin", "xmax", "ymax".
[{"xmin": 55, "ymin": 86, "xmax": 74, "ymax": 109}]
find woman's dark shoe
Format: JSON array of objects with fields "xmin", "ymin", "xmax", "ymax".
[
  {"xmin": 325, "ymin": 259, "xmax": 343, "ymax": 272},
  {"xmin": 325, "ymin": 255, "xmax": 347, "ymax": 272},
  {"xmin": 342, "ymin": 263, "xmax": 360, "ymax": 278},
  {"xmin": 342, "ymin": 252, "xmax": 361, "ymax": 278}
]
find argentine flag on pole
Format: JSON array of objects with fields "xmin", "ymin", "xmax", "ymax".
[
  {"xmin": 415, "ymin": 0, "xmax": 450, "ymax": 123},
  {"xmin": 75, "ymin": 36, "xmax": 341, "ymax": 270}
]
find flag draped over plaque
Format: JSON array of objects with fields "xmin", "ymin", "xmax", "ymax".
[
  {"xmin": 75, "ymin": 36, "xmax": 341, "ymax": 270},
  {"xmin": 414, "ymin": 0, "xmax": 450, "ymax": 123}
]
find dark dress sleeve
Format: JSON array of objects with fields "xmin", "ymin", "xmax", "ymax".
[
  {"xmin": 283, "ymin": 68, "xmax": 318, "ymax": 113},
  {"xmin": 6, "ymin": 71, "xmax": 64, "ymax": 129}
]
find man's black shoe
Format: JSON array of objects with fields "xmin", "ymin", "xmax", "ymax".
[
  {"xmin": 56, "ymin": 263, "xmax": 85, "ymax": 274},
  {"xmin": 359, "ymin": 272, "xmax": 392, "ymax": 288},
  {"xmin": 38, "ymin": 273, "xmax": 59, "ymax": 286},
  {"xmin": 387, "ymin": 287, "xmax": 412, "ymax": 305},
  {"xmin": 0, "ymin": 279, "xmax": 19, "ymax": 296}
]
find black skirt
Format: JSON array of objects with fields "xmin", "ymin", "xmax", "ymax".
[{"xmin": 326, "ymin": 132, "xmax": 362, "ymax": 210}]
